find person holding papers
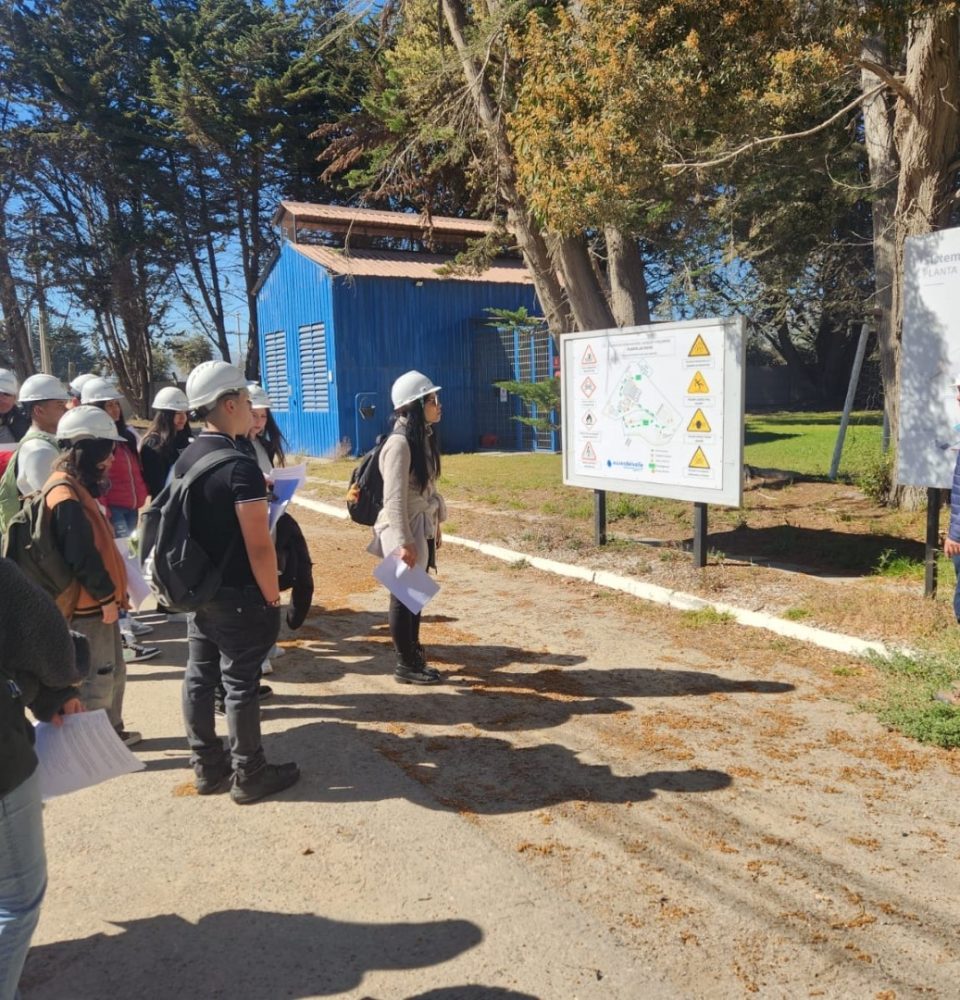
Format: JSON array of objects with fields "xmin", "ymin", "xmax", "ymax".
[
  {"xmin": 368, "ymin": 370, "xmax": 447, "ymax": 685},
  {"xmin": 0, "ymin": 557, "xmax": 84, "ymax": 1000}
]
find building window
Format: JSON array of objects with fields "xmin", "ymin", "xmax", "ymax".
[
  {"xmin": 298, "ymin": 322, "xmax": 329, "ymax": 412},
  {"xmin": 263, "ymin": 330, "xmax": 289, "ymax": 410}
]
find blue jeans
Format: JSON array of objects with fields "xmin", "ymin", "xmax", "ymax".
[
  {"xmin": 0, "ymin": 771, "xmax": 46, "ymax": 1000},
  {"xmin": 108, "ymin": 506, "xmax": 139, "ymax": 539},
  {"xmin": 183, "ymin": 588, "xmax": 280, "ymax": 775},
  {"xmin": 953, "ymin": 555, "xmax": 960, "ymax": 622}
]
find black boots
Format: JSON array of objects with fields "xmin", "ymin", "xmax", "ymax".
[
  {"xmin": 230, "ymin": 761, "xmax": 301, "ymax": 804},
  {"xmin": 394, "ymin": 647, "xmax": 441, "ymax": 685}
]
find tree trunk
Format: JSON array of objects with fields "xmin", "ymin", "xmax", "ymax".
[
  {"xmin": 0, "ymin": 206, "xmax": 35, "ymax": 378},
  {"xmin": 605, "ymin": 226, "xmax": 650, "ymax": 326},
  {"xmin": 889, "ymin": 11, "xmax": 960, "ymax": 503},
  {"xmin": 440, "ymin": 0, "xmax": 574, "ymax": 334},
  {"xmin": 860, "ymin": 30, "xmax": 900, "ymax": 451},
  {"xmin": 555, "ymin": 235, "xmax": 615, "ymax": 330}
]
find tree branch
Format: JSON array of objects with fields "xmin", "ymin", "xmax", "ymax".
[
  {"xmin": 664, "ymin": 82, "xmax": 887, "ymax": 174},
  {"xmin": 856, "ymin": 58, "xmax": 911, "ymax": 102}
]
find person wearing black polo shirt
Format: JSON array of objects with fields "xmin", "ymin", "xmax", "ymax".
[{"xmin": 177, "ymin": 361, "xmax": 299, "ymax": 804}]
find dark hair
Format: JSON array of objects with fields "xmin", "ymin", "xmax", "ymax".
[
  {"xmin": 395, "ymin": 398, "xmax": 441, "ymax": 492},
  {"xmin": 91, "ymin": 398, "xmax": 127, "ymax": 434},
  {"xmin": 92, "ymin": 399, "xmax": 139, "ymax": 456},
  {"xmin": 259, "ymin": 410, "xmax": 288, "ymax": 468},
  {"xmin": 143, "ymin": 410, "xmax": 181, "ymax": 460},
  {"xmin": 54, "ymin": 438, "xmax": 115, "ymax": 497}
]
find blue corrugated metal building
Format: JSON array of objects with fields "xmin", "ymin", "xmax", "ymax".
[{"xmin": 255, "ymin": 202, "xmax": 542, "ymax": 456}]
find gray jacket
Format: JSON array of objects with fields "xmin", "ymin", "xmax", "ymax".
[{"xmin": 368, "ymin": 420, "xmax": 446, "ymax": 570}]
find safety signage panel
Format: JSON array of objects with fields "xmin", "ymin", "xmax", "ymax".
[{"xmin": 560, "ymin": 318, "xmax": 745, "ymax": 507}]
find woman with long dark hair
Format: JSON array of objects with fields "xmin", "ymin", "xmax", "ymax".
[
  {"xmin": 44, "ymin": 405, "xmax": 140, "ymax": 745},
  {"xmin": 246, "ymin": 383, "xmax": 287, "ymax": 473},
  {"xmin": 368, "ymin": 370, "xmax": 446, "ymax": 685},
  {"xmin": 80, "ymin": 377, "xmax": 149, "ymax": 535},
  {"xmin": 80, "ymin": 377, "xmax": 156, "ymax": 657},
  {"xmin": 140, "ymin": 386, "xmax": 193, "ymax": 498}
]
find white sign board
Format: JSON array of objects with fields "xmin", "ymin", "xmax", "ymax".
[
  {"xmin": 898, "ymin": 226, "xmax": 960, "ymax": 488},
  {"xmin": 561, "ymin": 318, "xmax": 745, "ymax": 506}
]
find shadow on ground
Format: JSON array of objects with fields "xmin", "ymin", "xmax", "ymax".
[
  {"xmin": 22, "ymin": 910, "xmax": 482, "ymax": 999},
  {"xmin": 688, "ymin": 524, "xmax": 925, "ymax": 576},
  {"xmin": 269, "ymin": 721, "xmax": 732, "ymax": 813}
]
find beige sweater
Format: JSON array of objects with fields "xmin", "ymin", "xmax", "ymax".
[{"xmin": 367, "ymin": 421, "xmax": 446, "ymax": 569}]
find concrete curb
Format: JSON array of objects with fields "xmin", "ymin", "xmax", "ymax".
[{"xmin": 293, "ymin": 495, "xmax": 891, "ymax": 660}]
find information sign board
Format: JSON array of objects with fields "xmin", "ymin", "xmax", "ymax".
[
  {"xmin": 898, "ymin": 226, "xmax": 960, "ymax": 488},
  {"xmin": 561, "ymin": 318, "xmax": 745, "ymax": 506}
]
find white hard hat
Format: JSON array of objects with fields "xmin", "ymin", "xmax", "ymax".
[
  {"xmin": 185, "ymin": 360, "xmax": 248, "ymax": 410},
  {"xmin": 152, "ymin": 386, "xmax": 191, "ymax": 411},
  {"xmin": 391, "ymin": 370, "xmax": 441, "ymax": 409},
  {"xmin": 69, "ymin": 372, "xmax": 97, "ymax": 393},
  {"xmin": 247, "ymin": 383, "xmax": 271, "ymax": 408},
  {"xmin": 56, "ymin": 404, "xmax": 125, "ymax": 442},
  {"xmin": 0, "ymin": 368, "xmax": 18, "ymax": 396},
  {"xmin": 18, "ymin": 373, "xmax": 70, "ymax": 403},
  {"xmin": 81, "ymin": 376, "xmax": 123, "ymax": 404}
]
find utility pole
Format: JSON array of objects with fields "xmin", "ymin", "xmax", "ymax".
[{"xmin": 230, "ymin": 310, "xmax": 244, "ymax": 372}]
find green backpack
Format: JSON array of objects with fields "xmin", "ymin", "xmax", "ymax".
[
  {"xmin": 1, "ymin": 479, "xmax": 78, "ymax": 612},
  {"xmin": 0, "ymin": 428, "xmax": 59, "ymax": 534}
]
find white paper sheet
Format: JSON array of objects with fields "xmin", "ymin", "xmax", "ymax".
[
  {"xmin": 268, "ymin": 463, "xmax": 307, "ymax": 529},
  {"xmin": 373, "ymin": 550, "xmax": 440, "ymax": 614},
  {"xmin": 33, "ymin": 709, "xmax": 146, "ymax": 800},
  {"xmin": 115, "ymin": 537, "xmax": 157, "ymax": 611}
]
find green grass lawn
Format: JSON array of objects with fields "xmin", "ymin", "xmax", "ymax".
[
  {"xmin": 310, "ymin": 410, "xmax": 885, "ymax": 492},
  {"xmin": 743, "ymin": 410, "xmax": 883, "ymax": 478}
]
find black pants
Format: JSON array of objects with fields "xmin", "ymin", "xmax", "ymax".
[
  {"xmin": 389, "ymin": 594, "xmax": 421, "ymax": 664},
  {"xmin": 183, "ymin": 587, "xmax": 280, "ymax": 773}
]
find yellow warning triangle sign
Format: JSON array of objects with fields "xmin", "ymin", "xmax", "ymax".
[
  {"xmin": 687, "ymin": 408, "xmax": 711, "ymax": 433},
  {"xmin": 689, "ymin": 446, "xmax": 710, "ymax": 470},
  {"xmin": 688, "ymin": 371, "xmax": 710, "ymax": 394},
  {"xmin": 688, "ymin": 334, "xmax": 710, "ymax": 358}
]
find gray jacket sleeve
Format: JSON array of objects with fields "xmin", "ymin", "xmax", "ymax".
[{"xmin": 0, "ymin": 557, "xmax": 80, "ymax": 710}]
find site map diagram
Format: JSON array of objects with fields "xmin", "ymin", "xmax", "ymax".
[{"xmin": 563, "ymin": 322, "xmax": 741, "ymax": 502}]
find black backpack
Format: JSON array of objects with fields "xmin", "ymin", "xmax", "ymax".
[
  {"xmin": 139, "ymin": 449, "xmax": 245, "ymax": 612},
  {"xmin": 346, "ymin": 433, "xmax": 395, "ymax": 526}
]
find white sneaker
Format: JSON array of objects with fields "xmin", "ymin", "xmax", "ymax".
[
  {"xmin": 128, "ymin": 618, "xmax": 154, "ymax": 636},
  {"xmin": 270, "ymin": 644, "xmax": 285, "ymax": 658},
  {"xmin": 261, "ymin": 659, "xmax": 274, "ymax": 676}
]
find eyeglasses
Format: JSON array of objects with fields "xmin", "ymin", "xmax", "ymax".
[{"xmin": 423, "ymin": 394, "xmax": 441, "ymax": 406}]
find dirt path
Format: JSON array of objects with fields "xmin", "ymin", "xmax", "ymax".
[{"xmin": 24, "ymin": 509, "xmax": 960, "ymax": 999}]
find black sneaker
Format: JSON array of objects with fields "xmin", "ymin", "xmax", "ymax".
[
  {"xmin": 395, "ymin": 662, "xmax": 442, "ymax": 685},
  {"xmin": 194, "ymin": 760, "xmax": 232, "ymax": 796},
  {"xmin": 230, "ymin": 761, "xmax": 300, "ymax": 804}
]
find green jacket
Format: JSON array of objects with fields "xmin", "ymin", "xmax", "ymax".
[{"xmin": 0, "ymin": 427, "xmax": 58, "ymax": 535}]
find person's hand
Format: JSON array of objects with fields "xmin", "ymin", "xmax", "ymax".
[
  {"xmin": 51, "ymin": 697, "xmax": 84, "ymax": 727},
  {"xmin": 945, "ymin": 537, "xmax": 960, "ymax": 558},
  {"xmin": 399, "ymin": 544, "xmax": 417, "ymax": 568},
  {"xmin": 436, "ymin": 525, "xmax": 443, "ymax": 550},
  {"xmin": 101, "ymin": 600, "xmax": 119, "ymax": 624}
]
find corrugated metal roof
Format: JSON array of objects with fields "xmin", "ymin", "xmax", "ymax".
[
  {"xmin": 277, "ymin": 201, "xmax": 496, "ymax": 236},
  {"xmin": 291, "ymin": 243, "xmax": 532, "ymax": 284}
]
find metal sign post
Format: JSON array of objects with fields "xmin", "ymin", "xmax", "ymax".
[
  {"xmin": 925, "ymin": 487, "xmax": 942, "ymax": 598},
  {"xmin": 692, "ymin": 502, "xmax": 708, "ymax": 568}
]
